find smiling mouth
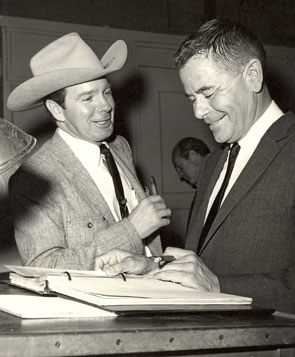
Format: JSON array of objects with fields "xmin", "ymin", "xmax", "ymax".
[
  {"xmin": 94, "ymin": 118, "xmax": 111, "ymax": 127},
  {"xmin": 209, "ymin": 115, "xmax": 225, "ymax": 127}
]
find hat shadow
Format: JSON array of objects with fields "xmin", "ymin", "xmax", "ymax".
[
  {"xmin": 266, "ymin": 68, "xmax": 295, "ymax": 113},
  {"xmin": 112, "ymin": 73, "xmax": 146, "ymax": 142}
]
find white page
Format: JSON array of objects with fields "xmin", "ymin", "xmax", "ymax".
[
  {"xmin": 0, "ymin": 295, "xmax": 116, "ymax": 319},
  {"xmin": 48, "ymin": 276, "xmax": 252, "ymax": 306}
]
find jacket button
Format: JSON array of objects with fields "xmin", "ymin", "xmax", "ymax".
[{"xmin": 87, "ymin": 222, "xmax": 93, "ymax": 229}]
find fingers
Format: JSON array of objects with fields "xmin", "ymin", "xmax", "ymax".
[
  {"xmin": 145, "ymin": 196, "xmax": 171, "ymax": 215},
  {"xmin": 163, "ymin": 247, "xmax": 196, "ymax": 259},
  {"xmin": 94, "ymin": 249, "xmax": 135, "ymax": 271},
  {"xmin": 155, "ymin": 260, "xmax": 197, "ymax": 273},
  {"xmin": 147, "ymin": 194, "xmax": 164, "ymax": 203},
  {"xmin": 144, "ymin": 260, "xmax": 198, "ymax": 280},
  {"xmin": 103, "ymin": 260, "xmax": 130, "ymax": 276},
  {"xmin": 144, "ymin": 254, "xmax": 220, "ymax": 292},
  {"xmin": 145, "ymin": 270, "xmax": 204, "ymax": 291},
  {"xmin": 105, "ymin": 256, "xmax": 144, "ymax": 275},
  {"xmin": 129, "ymin": 195, "xmax": 171, "ymax": 238},
  {"xmin": 160, "ymin": 217, "xmax": 170, "ymax": 227},
  {"xmin": 95, "ymin": 252, "xmax": 117, "ymax": 271}
]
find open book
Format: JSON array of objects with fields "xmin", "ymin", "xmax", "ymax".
[{"xmin": 4, "ymin": 265, "xmax": 252, "ymax": 315}]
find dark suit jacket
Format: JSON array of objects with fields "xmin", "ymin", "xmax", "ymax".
[
  {"xmin": 9, "ymin": 130, "xmax": 162, "ymax": 270},
  {"xmin": 186, "ymin": 112, "xmax": 295, "ymax": 313}
]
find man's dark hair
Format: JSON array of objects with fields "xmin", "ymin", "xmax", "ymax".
[
  {"xmin": 174, "ymin": 18, "xmax": 266, "ymax": 76},
  {"xmin": 172, "ymin": 137, "xmax": 210, "ymax": 161},
  {"xmin": 43, "ymin": 88, "xmax": 67, "ymax": 109}
]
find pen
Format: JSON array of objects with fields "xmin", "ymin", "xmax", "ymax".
[
  {"xmin": 150, "ymin": 255, "xmax": 176, "ymax": 269},
  {"xmin": 150, "ymin": 175, "xmax": 158, "ymax": 195}
]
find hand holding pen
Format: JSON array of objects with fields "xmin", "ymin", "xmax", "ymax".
[{"xmin": 128, "ymin": 175, "xmax": 171, "ymax": 239}]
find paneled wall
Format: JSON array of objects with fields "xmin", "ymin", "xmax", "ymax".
[
  {"xmin": 0, "ymin": 0, "xmax": 295, "ymax": 47},
  {"xmin": 1, "ymin": 15, "xmax": 295, "ymax": 252}
]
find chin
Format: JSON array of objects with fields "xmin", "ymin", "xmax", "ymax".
[{"xmin": 213, "ymin": 132, "xmax": 232, "ymax": 144}]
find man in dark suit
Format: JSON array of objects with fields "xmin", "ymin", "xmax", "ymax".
[
  {"xmin": 95, "ymin": 19, "xmax": 295, "ymax": 313},
  {"xmin": 172, "ymin": 137, "xmax": 211, "ymax": 233},
  {"xmin": 172, "ymin": 137, "xmax": 210, "ymax": 189},
  {"xmin": 7, "ymin": 33, "xmax": 170, "ymax": 269}
]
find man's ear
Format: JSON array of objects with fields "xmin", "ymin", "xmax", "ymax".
[
  {"xmin": 45, "ymin": 99, "xmax": 65, "ymax": 122},
  {"xmin": 188, "ymin": 150, "xmax": 200, "ymax": 162},
  {"xmin": 243, "ymin": 59, "xmax": 263, "ymax": 93}
]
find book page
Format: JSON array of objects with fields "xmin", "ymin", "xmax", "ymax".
[
  {"xmin": 48, "ymin": 276, "xmax": 252, "ymax": 306},
  {"xmin": 0, "ymin": 295, "xmax": 116, "ymax": 319}
]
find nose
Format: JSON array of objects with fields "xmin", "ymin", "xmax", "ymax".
[
  {"xmin": 96, "ymin": 95, "xmax": 112, "ymax": 112},
  {"xmin": 193, "ymin": 96, "xmax": 210, "ymax": 120},
  {"xmin": 176, "ymin": 169, "xmax": 184, "ymax": 179}
]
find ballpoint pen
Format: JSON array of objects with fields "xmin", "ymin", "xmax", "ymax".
[{"xmin": 150, "ymin": 175, "xmax": 158, "ymax": 195}]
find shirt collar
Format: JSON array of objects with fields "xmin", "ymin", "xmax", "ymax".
[
  {"xmin": 57, "ymin": 128, "xmax": 102, "ymax": 167},
  {"xmin": 238, "ymin": 101, "xmax": 283, "ymax": 151}
]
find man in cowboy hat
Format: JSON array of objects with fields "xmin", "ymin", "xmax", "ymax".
[{"xmin": 7, "ymin": 32, "xmax": 170, "ymax": 269}]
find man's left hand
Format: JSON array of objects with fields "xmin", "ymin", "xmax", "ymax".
[{"xmin": 95, "ymin": 249, "xmax": 156, "ymax": 276}]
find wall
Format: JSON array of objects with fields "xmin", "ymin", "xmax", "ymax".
[{"xmin": 0, "ymin": 0, "xmax": 294, "ymax": 47}]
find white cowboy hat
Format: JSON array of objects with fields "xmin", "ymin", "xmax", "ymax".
[{"xmin": 7, "ymin": 32, "xmax": 128, "ymax": 111}]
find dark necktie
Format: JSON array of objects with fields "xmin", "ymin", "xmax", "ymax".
[
  {"xmin": 100, "ymin": 144, "xmax": 129, "ymax": 218},
  {"xmin": 197, "ymin": 143, "xmax": 240, "ymax": 254}
]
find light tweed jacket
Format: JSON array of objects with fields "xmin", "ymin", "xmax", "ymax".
[
  {"xmin": 9, "ymin": 130, "xmax": 162, "ymax": 269},
  {"xmin": 186, "ymin": 112, "xmax": 295, "ymax": 313}
]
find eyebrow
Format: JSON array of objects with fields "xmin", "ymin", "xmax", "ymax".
[{"xmin": 75, "ymin": 90, "xmax": 95, "ymax": 100}]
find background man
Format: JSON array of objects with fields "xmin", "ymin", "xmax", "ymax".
[
  {"xmin": 172, "ymin": 137, "xmax": 210, "ymax": 189},
  {"xmin": 96, "ymin": 19, "xmax": 295, "ymax": 314},
  {"xmin": 7, "ymin": 32, "xmax": 170, "ymax": 269}
]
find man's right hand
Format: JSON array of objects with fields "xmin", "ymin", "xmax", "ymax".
[
  {"xmin": 129, "ymin": 195, "xmax": 171, "ymax": 238},
  {"xmin": 146, "ymin": 247, "xmax": 220, "ymax": 292}
]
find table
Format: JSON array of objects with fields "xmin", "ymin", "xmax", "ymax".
[{"xmin": 0, "ymin": 282, "xmax": 294, "ymax": 357}]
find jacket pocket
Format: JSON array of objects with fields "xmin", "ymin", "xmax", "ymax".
[{"xmin": 65, "ymin": 215, "xmax": 109, "ymax": 247}]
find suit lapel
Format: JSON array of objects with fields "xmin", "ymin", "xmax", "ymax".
[
  {"xmin": 72, "ymin": 168, "xmax": 116, "ymax": 223},
  {"xmin": 199, "ymin": 112, "xmax": 295, "ymax": 254},
  {"xmin": 51, "ymin": 131, "xmax": 115, "ymax": 223},
  {"xmin": 186, "ymin": 146, "xmax": 228, "ymax": 251}
]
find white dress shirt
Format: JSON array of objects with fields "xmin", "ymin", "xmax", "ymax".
[
  {"xmin": 205, "ymin": 101, "xmax": 283, "ymax": 220},
  {"xmin": 57, "ymin": 129, "xmax": 138, "ymax": 222}
]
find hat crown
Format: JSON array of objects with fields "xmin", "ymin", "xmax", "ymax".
[{"xmin": 30, "ymin": 33, "xmax": 104, "ymax": 76}]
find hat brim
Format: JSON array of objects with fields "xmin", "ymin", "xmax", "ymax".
[{"xmin": 7, "ymin": 40, "xmax": 128, "ymax": 112}]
